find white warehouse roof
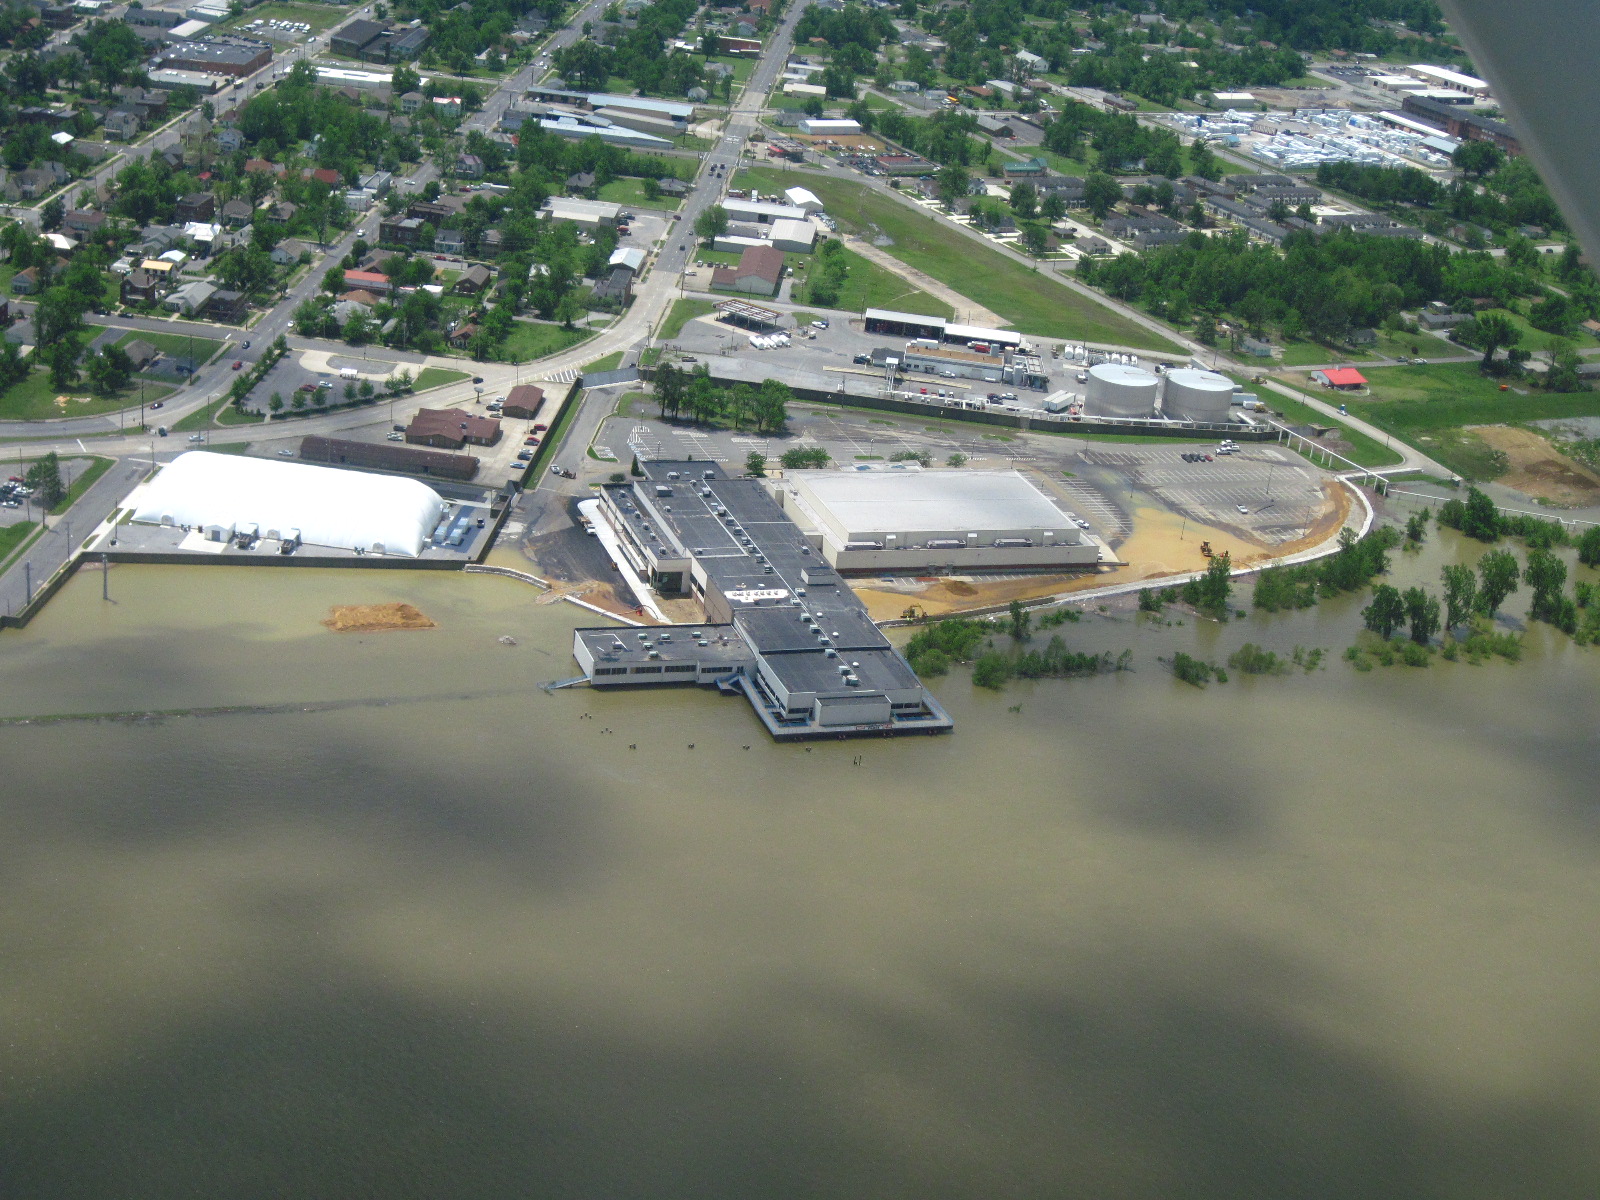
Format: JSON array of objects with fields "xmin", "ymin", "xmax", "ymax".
[
  {"xmin": 789, "ymin": 468, "xmax": 1078, "ymax": 541},
  {"xmin": 131, "ymin": 451, "xmax": 448, "ymax": 557}
]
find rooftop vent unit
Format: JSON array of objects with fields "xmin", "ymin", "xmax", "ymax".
[
  {"xmin": 838, "ymin": 664, "xmax": 851, "ymax": 676},
  {"xmin": 647, "ymin": 650, "xmax": 660, "ymax": 658},
  {"xmin": 845, "ymin": 674, "xmax": 860, "ymax": 686},
  {"xmin": 703, "ymin": 469, "xmax": 715, "ymax": 479}
]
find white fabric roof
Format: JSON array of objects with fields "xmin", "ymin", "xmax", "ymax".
[{"xmin": 131, "ymin": 451, "xmax": 448, "ymax": 557}]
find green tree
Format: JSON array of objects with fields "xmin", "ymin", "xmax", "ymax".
[
  {"xmin": 1082, "ymin": 171, "xmax": 1123, "ymax": 221},
  {"xmin": 24, "ymin": 452, "xmax": 65, "ymax": 511},
  {"xmin": 1362, "ymin": 583, "xmax": 1406, "ymax": 640},
  {"xmin": 1007, "ymin": 599, "xmax": 1031, "ymax": 641},
  {"xmin": 971, "ymin": 651, "xmax": 1014, "ymax": 689},
  {"xmin": 1524, "ymin": 548, "xmax": 1568, "ymax": 622},
  {"xmin": 1476, "ymin": 548, "xmax": 1521, "ymax": 617},
  {"xmin": 1403, "ymin": 586, "xmax": 1441, "ymax": 645},
  {"xmin": 40, "ymin": 197, "xmax": 64, "ymax": 231},
  {"xmin": 1577, "ymin": 524, "xmax": 1600, "ymax": 568},
  {"xmin": 753, "ymin": 378, "xmax": 791, "ymax": 434},
  {"xmin": 935, "ymin": 164, "xmax": 969, "ymax": 210},
  {"xmin": 268, "ymin": 392, "xmax": 284, "ymax": 415},
  {"xmin": 745, "ymin": 451, "xmax": 767, "ymax": 477},
  {"xmin": 1452, "ymin": 139, "xmax": 1504, "ymax": 179},
  {"xmin": 1010, "ymin": 180, "xmax": 1037, "ymax": 220},
  {"xmin": 1468, "ymin": 310, "xmax": 1518, "ymax": 369},
  {"xmin": 946, "ymin": 452, "xmax": 967, "ymax": 467},
  {"xmin": 1441, "ymin": 563, "xmax": 1477, "ymax": 629},
  {"xmin": 694, "ymin": 204, "xmax": 729, "ymax": 241},
  {"xmin": 1461, "ymin": 486, "xmax": 1501, "ymax": 541}
]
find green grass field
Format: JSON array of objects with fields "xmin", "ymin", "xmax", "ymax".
[
  {"xmin": 732, "ymin": 167, "xmax": 1182, "ymax": 351},
  {"xmin": 499, "ymin": 323, "xmax": 593, "ymax": 363},
  {"xmin": 114, "ymin": 329, "xmax": 227, "ymax": 366},
  {"xmin": 1260, "ymin": 384, "xmax": 1406, "ymax": 469},
  {"xmin": 584, "ymin": 351, "xmax": 625, "ymax": 373},
  {"xmin": 0, "ymin": 369, "xmax": 173, "ymax": 422},
  {"xmin": 792, "ymin": 245, "xmax": 953, "ymax": 318},
  {"xmin": 0, "ymin": 517, "xmax": 38, "ymax": 564},
  {"xmin": 596, "ymin": 177, "xmax": 681, "ymax": 210},
  {"xmin": 659, "ymin": 298, "xmax": 716, "ymax": 340},
  {"xmin": 412, "ymin": 367, "xmax": 471, "ymax": 391}
]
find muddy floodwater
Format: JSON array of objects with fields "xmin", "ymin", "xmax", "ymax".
[{"xmin": 3, "ymin": 534, "xmax": 1600, "ymax": 1199}]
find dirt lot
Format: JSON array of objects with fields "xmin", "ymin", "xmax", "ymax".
[{"xmin": 1470, "ymin": 425, "xmax": 1600, "ymax": 506}]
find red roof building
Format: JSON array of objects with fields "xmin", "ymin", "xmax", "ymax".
[{"xmin": 1314, "ymin": 367, "xmax": 1368, "ymax": 389}]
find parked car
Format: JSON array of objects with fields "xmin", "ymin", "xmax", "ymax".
[
  {"xmin": 232, "ymin": 360, "xmax": 243, "ymax": 370},
  {"xmin": 386, "ymin": 432, "xmax": 404, "ymax": 442}
]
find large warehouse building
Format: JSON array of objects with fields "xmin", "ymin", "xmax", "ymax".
[
  {"xmin": 777, "ymin": 468, "xmax": 1105, "ymax": 572},
  {"xmin": 130, "ymin": 451, "xmax": 448, "ymax": 557}
]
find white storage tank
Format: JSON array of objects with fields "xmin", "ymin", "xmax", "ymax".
[
  {"xmin": 1084, "ymin": 362, "xmax": 1159, "ymax": 418},
  {"xmin": 1162, "ymin": 368, "xmax": 1236, "ymax": 421}
]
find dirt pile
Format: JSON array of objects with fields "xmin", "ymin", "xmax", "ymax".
[{"xmin": 322, "ymin": 603, "xmax": 437, "ymax": 633}]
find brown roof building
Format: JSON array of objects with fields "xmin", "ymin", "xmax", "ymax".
[
  {"xmin": 406, "ymin": 407, "xmax": 501, "ymax": 449},
  {"xmin": 502, "ymin": 384, "xmax": 545, "ymax": 420},
  {"xmin": 710, "ymin": 244, "xmax": 786, "ymax": 296}
]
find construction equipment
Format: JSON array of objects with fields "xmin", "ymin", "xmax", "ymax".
[{"xmin": 1199, "ymin": 540, "xmax": 1214, "ymax": 558}]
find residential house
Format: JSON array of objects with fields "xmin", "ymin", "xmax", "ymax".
[
  {"xmin": 406, "ymin": 408, "xmax": 501, "ymax": 449},
  {"xmin": 206, "ymin": 289, "xmax": 248, "ymax": 322},
  {"xmin": 10, "ymin": 267, "xmax": 40, "ymax": 295},
  {"xmin": 591, "ymin": 263, "xmax": 633, "ymax": 307},
  {"xmin": 215, "ymin": 128, "xmax": 245, "ymax": 153},
  {"xmin": 480, "ymin": 229, "xmax": 503, "ymax": 254},
  {"xmin": 14, "ymin": 164, "xmax": 69, "ymax": 200},
  {"xmin": 271, "ymin": 238, "xmax": 311, "ymax": 265},
  {"xmin": 162, "ymin": 280, "xmax": 216, "ymax": 315},
  {"xmin": 331, "ymin": 298, "xmax": 374, "ymax": 328},
  {"xmin": 175, "ymin": 192, "xmax": 215, "ymax": 222},
  {"xmin": 268, "ymin": 201, "xmax": 298, "ymax": 223},
  {"xmin": 340, "ymin": 289, "xmax": 383, "ymax": 307},
  {"xmin": 63, "ymin": 209, "xmax": 108, "ymax": 237},
  {"xmin": 121, "ymin": 339, "xmax": 159, "ymax": 370},
  {"xmin": 104, "ymin": 109, "xmax": 141, "ymax": 140},
  {"xmin": 244, "ymin": 158, "xmax": 284, "ymax": 176},
  {"xmin": 221, "ymin": 198, "xmax": 253, "ymax": 227},
  {"xmin": 306, "ymin": 167, "xmax": 342, "ymax": 188},
  {"xmin": 452, "ymin": 264, "xmax": 490, "ymax": 295},
  {"xmin": 380, "ymin": 215, "xmax": 426, "ymax": 245},
  {"xmin": 447, "ymin": 322, "xmax": 480, "ymax": 348},
  {"xmin": 566, "ymin": 170, "xmax": 596, "ymax": 192},
  {"xmin": 434, "ymin": 227, "xmax": 467, "ymax": 255},
  {"xmin": 400, "ymin": 91, "xmax": 425, "ymax": 113},
  {"xmin": 456, "ymin": 153, "xmax": 484, "ymax": 179},
  {"xmin": 656, "ymin": 176, "xmax": 690, "ymax": 197}
]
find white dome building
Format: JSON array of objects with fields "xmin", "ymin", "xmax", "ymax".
[{"xmin": 132, "ymin": 451, "xmax": 449, "ymax": 557}]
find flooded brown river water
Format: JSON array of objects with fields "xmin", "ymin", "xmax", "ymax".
[{"xmin": 2, "ymin": 532, "xmax": 1599, "ymax": 1198}]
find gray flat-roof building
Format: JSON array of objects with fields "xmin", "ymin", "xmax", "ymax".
[
  {"xmin": 779, "ymin": 468, "xmax": 1103, "ymax": 572},
  {"xmin": 573, "ymin": 460, "xmax": 952, "ymax": 739}
]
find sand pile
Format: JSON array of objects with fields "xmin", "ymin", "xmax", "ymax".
[{"xmin": 322, "ymin": 603, "xmax": 437, "ymax": 633}]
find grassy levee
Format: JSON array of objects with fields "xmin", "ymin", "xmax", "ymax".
[{"xmin": 732, "ymin": 167, "xmax": 1184, "ymax": 353}]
